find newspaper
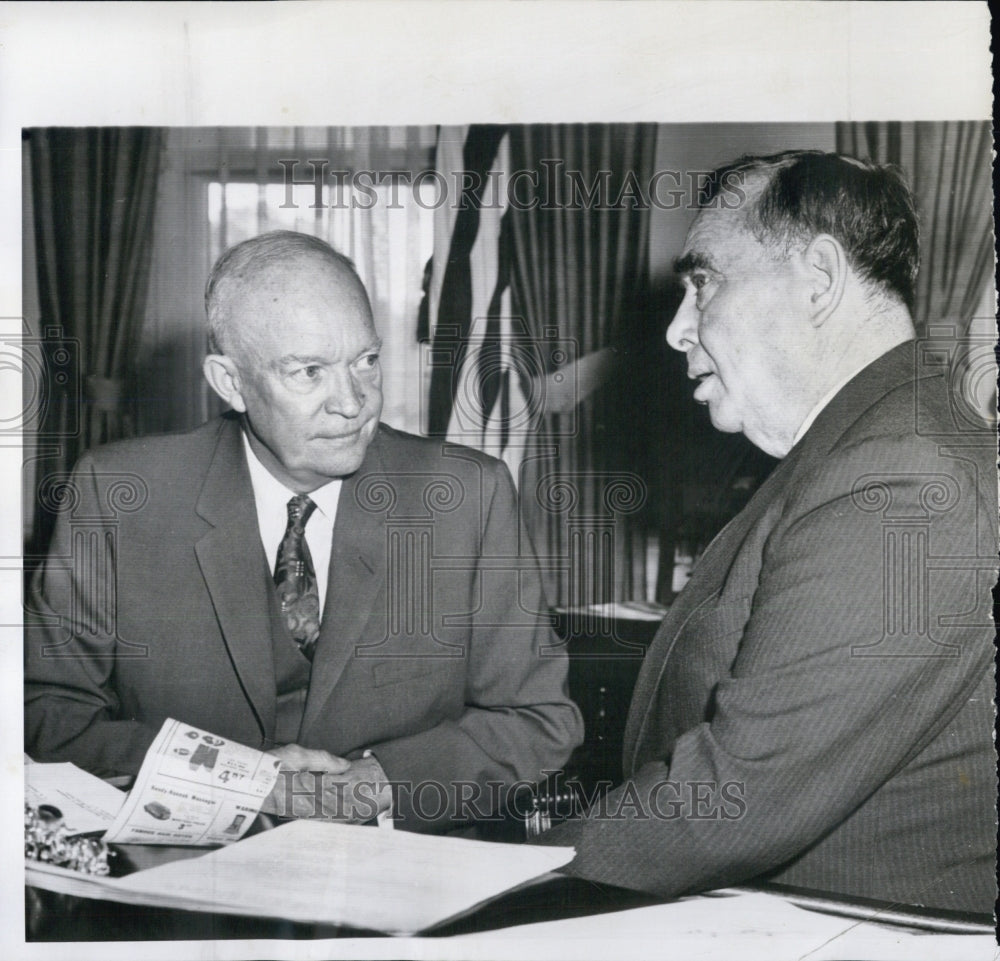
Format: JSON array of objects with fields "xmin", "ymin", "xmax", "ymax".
[{"xmin": 101, "ymin": 719, "xmax": 282, "ymax": 846}]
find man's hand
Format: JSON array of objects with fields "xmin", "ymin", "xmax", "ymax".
[{"xmin": 261, "ymin": 745, "xmax": 391, "ymax": 823}]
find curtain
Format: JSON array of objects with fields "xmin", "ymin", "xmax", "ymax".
[
  {"xmin": 26, "ymin": 127, "xmax": 162, "ymax": 558},
  {"xmin": 837, "ymin": 121, "xmax": 995, "ymax": 428},
  {"xmin": 836, "ymin": 121, "xmax": 994, "ymax": 333},
  {"xmin": 507, "ymin": 124, "xmax": 658, "ymax": 609}
]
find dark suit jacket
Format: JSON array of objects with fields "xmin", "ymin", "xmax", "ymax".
[
  {"xmin": 25, "ymin": 416, "xmax": 583, "ymax": 830},
  {"xmin": 538, "ymin": 342, "xmax": 997, "ymax": 914}
]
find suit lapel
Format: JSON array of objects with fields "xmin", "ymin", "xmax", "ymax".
[
  {"xmin": 623, "ymin": 450, "xmax": 799, "ymax": 771},
  {"xmin": 623, "ymin": 341, "xmax": 920, "ymax": 773},
  {"xmin": 193, "ymin": 417, "xmax": 277, "ymax": 741},
  {"xmin": 789, "ymin": 339, "xmax": 918, "ymax": 471},
  {"xmin": 300, "ymin": 431, "xmax": 388, "ymax": 737}
]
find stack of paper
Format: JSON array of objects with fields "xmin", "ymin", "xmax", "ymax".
[{"xmin": 29, "ymin": 819, "xmax": 574, "ymax": 935}]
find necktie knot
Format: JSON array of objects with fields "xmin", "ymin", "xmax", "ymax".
[{"xmin": 287, "ymin": 494, "xmax": 317, "ymax": 529}]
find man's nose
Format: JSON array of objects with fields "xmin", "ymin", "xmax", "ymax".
[
  {"xmin": 324, "ymin": 368, "xmax": 364, "ymax": 418},
  {"xmin": 665, "ymin": 292, "xmax": 698, "ymax": 353}
]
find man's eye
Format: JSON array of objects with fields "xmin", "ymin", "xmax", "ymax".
[
  {"xmin": 358, "ymin": 353, "xmax": 380, "ymax": 370},
  {"xmin": 291, "ymin": 365, "xmax": 323, "ymax": 381},
  {"xmin": 690, "ymin": 273, "xmax": 709, "ymax": 291}
]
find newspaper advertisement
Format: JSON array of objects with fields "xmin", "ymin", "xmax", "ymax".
[{"xmin": 102, "ymin": 719, "xmax": 281, "ymax": 846}]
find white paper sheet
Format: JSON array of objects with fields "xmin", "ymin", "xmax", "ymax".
[
  {"xmin": 102, "ymin": 718, "xmax": 281, "ymax": 846},
  {"xmin": 24, "ymin": 761, "xmax": 127, "ymax": 835},
  {"xmin": 113, "ymin": 818, "xmax": 575, "ymax": 934},
  {"xmin": 441, "ymin": 890, "xmax": 996, "ymax": 961}
]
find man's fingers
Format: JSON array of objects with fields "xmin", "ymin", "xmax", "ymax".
[
  {"xmin": 261, "ymin": 767, "xmax": 384, "ymax": 822},
  {"xmin": 268, "ymin": 744, "xmax": 351, "ymax": 774}
]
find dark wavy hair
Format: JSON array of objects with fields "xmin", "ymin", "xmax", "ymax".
[{"xmin": 704, "ymin": 150, "xmax": 919, "ymax": 312}]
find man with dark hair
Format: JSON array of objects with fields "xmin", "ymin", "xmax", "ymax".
[
  {"xmin": 536, "ymin": 151, "xmax": 996, "ymax": 914},
  {"xmin": 708, "ymin": 150, "xmax": 920, "ymax": 311},
  {"xmin": 25, "ymin": 230, "xmax": 583, "ymax": 831}
]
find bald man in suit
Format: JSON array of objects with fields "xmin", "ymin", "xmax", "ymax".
[
  {"xmin": 25, "ymin": 230, "xmax": 582, "ymax": 831},
  {"xmin": 535, "ymin": 151, "xmax": 996, "ymax": 914}
]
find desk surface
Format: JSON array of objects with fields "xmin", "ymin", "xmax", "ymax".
[
  {"xmin": 25, "ymin": 865, "xmax": 997, "ymax": 960},
  {"xmin": 443, "ymin": 886, "xmax": 997, "ymax": 961}
]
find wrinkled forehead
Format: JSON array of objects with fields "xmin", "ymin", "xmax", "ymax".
[
  {"xmin": 232, "ymin": 256, "xmax": 372, "ymax": 321},
  {"xmin": 680, "ymin": 170, "xmax": 771, "ymax": 255},
  {"xmin": 223, "ymin": 255, "xmax": 376, "ymax": 358}
]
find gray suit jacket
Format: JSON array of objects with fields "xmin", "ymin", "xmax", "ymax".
[
  {"xmin": 538, "ymin": 342, "xmax": 997, "ymax": 914},
  {"xmin": 25, "ymin": 417, "xmax": 583, "ymax": 830}
]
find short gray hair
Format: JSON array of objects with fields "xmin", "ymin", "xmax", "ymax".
[{"xmin": 204, "ymin": 230, "xmax": 369, "ymax": 355}]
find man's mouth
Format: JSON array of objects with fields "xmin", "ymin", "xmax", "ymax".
[
  {"xmin": 689, "ymin": 370, "xmax": 715, "ymax": 403},
  {"xmin": 312, "ymin": 428, "xmax": 364, "ymax": 442}
]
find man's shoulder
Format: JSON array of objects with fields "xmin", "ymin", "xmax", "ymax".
[
  {"xmin": 374, "ymin": 423, "xmax": 509, "ymax": 478},
  {"xmin": 836, "ymin": 366, "xmax": 992, "ymax": 466},
  {"xmin": 788, "ymin": 366, "xmax": 995, "ymax": 520},
  {"xmin": 80, "ymin": 416, "xmax": 233, "ymax": 472},
  {"xmin": 805, "ymin": 340, "xmax": 989, "ymax": 466}
]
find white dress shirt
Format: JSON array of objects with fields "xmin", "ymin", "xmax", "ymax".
[
  {"xmin": 241, "ymin": 432, "xmax": 341, "ymax": 616},
  {"xmin": 241, "ymin": 433, "xmax": 393, "ymax": 825}
]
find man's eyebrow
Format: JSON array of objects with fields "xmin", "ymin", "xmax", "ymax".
[
  {"xmin": 673, "ymin": 252, "xmax": 717, "ymax": 277},
  {"xmin": 275, "ymin": 339, "xmax": 382, "ymax": 367},
  {"xmin": 276, "ymin": 354, "xmax": 328, "ymax": 366}
]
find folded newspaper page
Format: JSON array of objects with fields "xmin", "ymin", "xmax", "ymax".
[{"xmin": 102, "ymin": 718, "xmax": 282, "ymax": 846}]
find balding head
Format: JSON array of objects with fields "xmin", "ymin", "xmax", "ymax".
[{"xmin": 205, "ymin": 230, "xmax": 373, "ymax": 361}]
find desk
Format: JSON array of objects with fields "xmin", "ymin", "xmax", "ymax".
[
  {"xmin": 442, "ymin": 885, "xmax": 997, "ymax": 961},
  {"xmin": 26, "ymin": 860, "xmax": 996, "ymax": 958}
]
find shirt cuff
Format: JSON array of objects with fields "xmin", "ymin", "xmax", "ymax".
[{"xmin": 362, "ymin": 749, "xmax": 394, "ymax": 830}]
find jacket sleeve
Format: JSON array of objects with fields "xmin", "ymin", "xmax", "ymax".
[
  {"xmin": 536, "ymin": 436, "xmax": 995, "ymax": 895},
  {"xmin": 366, "ymin": 459, "xmax": 584, "ymax": 831},
  {"xmin": 24, "ymin": 454, "xmax": 160, "ymax": 776}
]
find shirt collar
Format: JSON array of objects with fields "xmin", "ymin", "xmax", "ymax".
[{"xmin": 241, "ymin": 429, "xmax": 342, "ymax": 520}]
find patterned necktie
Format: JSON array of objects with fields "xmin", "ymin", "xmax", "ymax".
[{"xmin": 273, "ymin": 494, "xmax": 320, "ymax": 661}]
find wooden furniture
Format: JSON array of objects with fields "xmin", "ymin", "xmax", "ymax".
[{"xmin": 526, "ymin": 606, "xmax": 663, "ymax": 827}]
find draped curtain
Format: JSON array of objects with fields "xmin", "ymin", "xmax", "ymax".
[
  {"xmin": 836, "ymin": 121, "xmax": 994, "ymax": 333},
  {"xmin": 837, "ymin": 121, "xmax": 995, "ymax": 428},
  {"xmin": 26, "ymin": 127, "xmax": 162, "ymax": 559},
  {"xmin": 507, "ymin": 124, "xmax": 658, "ymax": 608}
]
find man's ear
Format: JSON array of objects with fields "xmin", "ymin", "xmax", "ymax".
[
  {"xmin": 203, "ymin": 354, "xmax": 247, "ymax": 412},
  {"xmin": 801, "ymin": 233, "xmax": 848, "ymax": 326}
]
